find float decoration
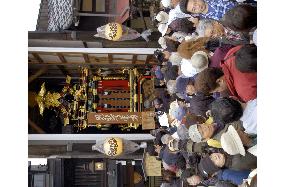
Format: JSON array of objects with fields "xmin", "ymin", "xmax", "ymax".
[
  {"xmin": 92, "ymin": 137, "xmax": 142, "ymax": 157},
  {"xmin": 105, "ymin": 22, "xmax": 123, "ymax": 41}
]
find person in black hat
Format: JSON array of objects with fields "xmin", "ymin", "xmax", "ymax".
[
  {"xmin": 198, "ymin": 152, "xmax": 257, "ymax": 178},
  {"xmin": 209, "ymin": 97, "xmax": 244, "ymax": 125},
  {"xmin": 181, "ymin": 168, "xmax": 218, "ymax": 186}
]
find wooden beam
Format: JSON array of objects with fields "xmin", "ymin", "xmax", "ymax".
[
  {"xmin": 83, "ymin": 54, "xmax": 90, "ymax": 63},
  {"xmin": 82, "ymin": 42, "xmax": 97, "ymax": 76},
  {"xmin": 108, "ymin": 54, "xmax": 113, "ymax": 64},
  {"xmin": 57, "ymin": 65, "xmax": 69, "ymax": 76},
  {"xmin": 57, "ymin": 53, "xmax": 67, "ymax": 63},
  {"xmin": 132, "ymin": 55, "xmax": 138, "ymax": 64},
  {"xmin": 31, "ymin": 53, "xmax": 43, "ymax": 63},
  {"xmin": 28, "ymin": 118, "xmax": 45, "ymax": 134},
  {"xmin": 145, "ymin": 55, "xmax": 151, "ymax": 64},
  {"xmin": 28, "ymin": 67, "xmax": 48, "ymax": 84},
  {"xmin": 29, "ymin": 47, "xmax": 158, "ymax": 55}
]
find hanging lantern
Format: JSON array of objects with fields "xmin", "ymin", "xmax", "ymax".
[
  {"xmin": 103, "ymin": 137, "xmax": 123, "ymax": 156},
  {"xmin": 105, "ymin": 22, "xmax": 123, "ymax": 41}
]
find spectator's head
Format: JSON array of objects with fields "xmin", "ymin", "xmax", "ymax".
[
  {"xmin": 176, "ymin": 77, "xmax": 191, "ymax": 95},
  {"xmin": 222, "ymin": 4, "xmax": 257, "ymax": 32},
  {"xmin": 196, "ymin": 19, "xmax": 225, "ymax": 38},
  {"xmin": 180, "ymin": 51, "xmax": 209, "ymax": 78},
  {"xmin": 210, "ymin": 97, "xmax": 243, "ymax": 125},
  {"xmin": 169, "ymin": 52, "xmax": 183, "ymax": 66},
  {"xmin": 185, "ymin": 113, "xmax": 206, "ymax": 126},
  {"xmin": 169, "ymin": 100, "xmax": 186, "ymax": 121},
  {"xmin": 155, "ymin": 11, "xmax": 169, "ymax": 24},
  {"xmin": 191, "ymin": 51, "xmax": 209, "ymax": 71},
  {"xmin": 163, "ymin": 50, "xmax": 172, "ymax": 60},
  {"xmin": 168, "ymin": 138, "xmax": 180, "ymax": 152},
  {"xmin": 194, "ymin": 67, "xmax": 226, "ymax": 94},
  {"xmin": 161, "ymin": 0, "xmax": 171, "ymax": 8},
  {"xmin": 154, "ymin": 49, "xmax": 166, "ymax": 64},
  {"xmin": 146, "ymin": 144, "xmax": 159, "ymax": 156},
  {"xmin": 158, "ymin": 37, "xmax": 167, "ymax": 49},
  {"xmin": 144, "ymin": 99, "xmax": 152, "ymax": 109},
  {"xmin": 181, "ymin": 168, "xmax": 201, "ymax": 186},
  {"xmin": 198, "ymin": 153, "xmax": 224, "ymax": 177},
  {"xmin": 176, "ymin": 156, "xmax": 187, "ymax": 170},
  {"xmin": 235, "ymin": 44, "xmax": 257, "ymax": 73},
  {"xmin": 165, "ymin": 38, "xmax": 180, "ymax": 52},
  {"xmin": 161, "ymin": 0, "xmax": 180, "ymax": 9},
  {"xmin": 168, "ymin": 18, "xmax": 195, "ymax": 34},
  {"xmin": 158, "ymin": 23, "xmax": 171, "ymax": 36},
  {"xmin": 166, "ymin": 80, "xmax": 177, "ymax": 95},
  {"xmin": 153, "ymin": 98, "xmax": 164, "ymax": 109},
  {"xmin": 179, "ymin": 0, "xmax": 207, "ymax": 14},
  {"xmin": 161, "ymin": 134, "xmax": 174, "ymax": 145},
  {"xmin": 188, "ymin": 123, "xmax": 215, "ymax": 142},
  {"xmin": 186, "ymin": 78, "xmax": 196, "ymax": 96},
  {"xmin": 162, "ymin": 169, "xmax": 177, "ymax": 183}
]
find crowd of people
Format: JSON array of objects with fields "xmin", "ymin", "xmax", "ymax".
[{"xmin": 145, "ymin": 0, "xmax": 257, "ymax": 186}]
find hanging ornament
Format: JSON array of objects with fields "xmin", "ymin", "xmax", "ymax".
[
  {"xmin": 103, "ymin": 137, "xmax": 124, "ymax": 156},
  {"xmin": 105, "ymin": 22, "xmax": 123, "ymax": 41}
]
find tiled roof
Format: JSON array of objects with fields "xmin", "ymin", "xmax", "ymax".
[{"xmin": 36, "ymin": 0, "xmax": 48, "ymax": 31}]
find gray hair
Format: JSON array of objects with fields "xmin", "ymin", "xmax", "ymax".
[
  {"xmin": 166, "ymin": 80, "xmax": 177, "ymax": 95},
  {"xmin": 196, "ymin": 19, "xmax": 214, "ymax": 37},
  {"xmin": 169, "ymin": 52, "xmax": 182, "ymax": 66}
]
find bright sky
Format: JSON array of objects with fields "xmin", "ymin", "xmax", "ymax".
[{"xmin": 28, "ymin": 0, "xmax": 41, "ymax": 31}]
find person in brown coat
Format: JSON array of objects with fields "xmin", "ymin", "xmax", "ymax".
[{"xmin": 177, "ymin": 37, "xmax": 210, "ymax": 59}]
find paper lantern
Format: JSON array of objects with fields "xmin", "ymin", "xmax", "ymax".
[
  {"xmin": 105, "ymin": 22, "xmax": 123, "ymax": 41},
  {"xmin": 103, "ymin": 137, "xmax": 123, "ymax": 156}
]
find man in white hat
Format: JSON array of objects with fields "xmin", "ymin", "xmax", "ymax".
[
  {"xmin": 161, "ymin": 0, "xmax": 180, "ymax": 9},
  {"xmin": 221, "ymin": 125, "xmax": 246, "ymax": 156},
  {"xmin": 155, "ymin": 11, "xmax": 169, "ymax": 24},
  {"xmin": 158, "ymin": 23, "xmax": 171, "ymax": 36},
  {"xmin": 180, "ymin": 51, "xmax": 208, "ymax": 77},
  {"xmin": 187, "ymin": 120, "xmax": 244, "ymax": 143}
]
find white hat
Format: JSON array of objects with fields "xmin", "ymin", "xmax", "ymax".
[
  {"xmin": 188, "ymin": 124, "xmax": 202, "ymax": 143},
  {"xmin": 169, "ymin": 52, "xmax": 182, "ymax": 66},
  {"xmin": 247, "ymin": 144, "xmax": 257, "ymax": 157},
  {"xmin": 158, "ymin": 113, "xmax": 170, "ymax": 127},
  {"xmin": 161, "ymin": 134, "xmax": 173, "ymax": 144},
  {"xmin": 155, "ymin": 11, "xmax": 169, "ymax": 24},
  {"xmin": 158, "ymin": 23, "xmax": 169, "ymax": 36},
  {"xmin": 180, "ymin": 58, "xmax": 199, "ymax": 77},
  {"xmin": 191, "ymin": 51, "xmax": 209, "ymax": 72},
  {"xmin": 158, "ymin": 37, "xmax": 167, "ymax": 49},
  {"xmin": 221, "ymin": 125, "xmax": 246, "ymax": 156},
  {"xmin": 161, "ymin": 0, "xmax": 171, "ymax": 8}
]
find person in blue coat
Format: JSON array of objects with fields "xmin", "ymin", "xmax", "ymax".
[{"xmin": 217, "ymin": 169, "xmax": 250, "ymax": 185}]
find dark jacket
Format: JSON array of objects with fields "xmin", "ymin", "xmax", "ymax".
[
  {"xmin": 215, "ymin": 180, "xmax": 237, "ymax": 187},
  {"xmin": 189, "ymin": 92, "xmax": 215, "ymax": 117},
  {"xmin": 225, "ymin": 152, "xmax": 257, "ymax": 171},
  {"xmin": 210, "ymin": 45, "xmax": 235, "ymax": 68},
  {"xmin": 159, "ymin": 146, "xmax": 183, "ymax": 166}
]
